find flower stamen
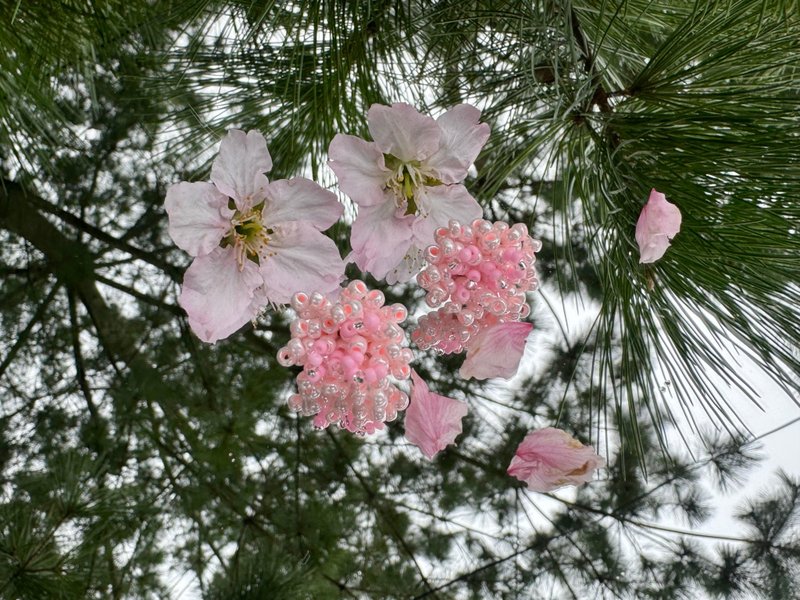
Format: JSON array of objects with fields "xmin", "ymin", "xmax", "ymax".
[{"xmin": 228, "ymin": 207, "xmax": 273, "ymax": 269}]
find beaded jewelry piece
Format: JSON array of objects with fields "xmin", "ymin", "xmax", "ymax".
[
  {"xmin": 278, "ymin": 280, "xmax": 413, "ymax": 434},
  {"xmin": 412, "ymin": 219, "xmax": 541, "ymax": 354}
]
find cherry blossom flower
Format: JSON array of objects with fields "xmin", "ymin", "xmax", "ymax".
[
  {"xmin": 635, "ymin": 189, "xmax": 682, "ymax": 264},
  {"xmin": 412, "ymin": 219, "xmax": 541, "ymax": 355},
  {"xmin": 507, "ymin": 428, "xmax": 604, "ymax": 492},
  {"xmin": 404, "ymin": 370, "xmax": 468, "ymax": 459},
  {"xmin": 165, "ymin": 129, "xmax": 345, "ymax": 343},
  {"xmin": 459, "ymin": 321, "xmax": 533, "ymax": 380},
  {"xmin": 277, "ymin": 280, "xmax": 413, "ymax": 435},
  {"xmin": 328, "ymin": 103, "xmax": 490, "ymax": 282}
]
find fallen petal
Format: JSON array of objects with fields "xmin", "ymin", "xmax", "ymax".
[
  {"xmin": 507, "ymin": 427, "xmax": 604, "ymax": 492},
  {"xmin": 405, "ymin": 371, "xmax": 469, "ymax": 460},
  {"xmin": 636, "ymin": 189, "xmax": 682, "ymax": 264},
  {"xmin": 460, "ymin": 321, "xmax": 533, "ymax": 380}
]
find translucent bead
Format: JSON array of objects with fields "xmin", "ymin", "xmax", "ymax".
[
  {"xmin": 347, "ymin": 279, "xmax": 368, "ymax": 297},
  {"xmin": 395, "ymin": 391, "xmax": 410, "ymax": 411},
  {"xmin": 434, "ymin": 226, "xmax": 450, "ymax": 243},
  {"xmin": 291, "ymin": 292, "xmax": 309, "ymax": 312},
  {"xmin": 290, "ymin": 319, "xmax": 308, "ymax": 337},
  {"xmin": 277, "ymin": 348, "xmax": 294, "ymax": 367},
  {"xmin": 287, "ymin": 394, "xmax": 303, "ymax": 412},
  {"xmin": 310, "ymin": 291, "xmax": 326, "ymax": 307},
  {"xmin": 390, "ymin": 303, "xmax": 408, "ymax": 323},
  {"xmin": 392, "ymin": 364, "xmax": 411, "ymax": 380},
  {"xmin": 480, "ymin": 231, "xmax": 501, "ymax": 252},
  {"xmin": 373, "ymin": 390, "xmax": 388, "ymax": 408},
  {"xmin": 287, "ymin": 338, "xmax": 306, "ymax": 359},
  {"xmin": 366, "ymin": 289, "xmax": 385, "ymax": 308},
  {"xmin": 382, "ymin": 322, "xmax": 402, "ymax": 341},
  {"xmin": 457, "ymin": 310, "xmax": 475, "ymax": 326},
  {"xmin": 331, "ymin": 305, "xmax": 347, "ymax": 323},
  {"xmin": 424, "ymin": 245, "xmax": 441, "ymax": 262},
  {"xmin": 314, "ymin": 336, "xmax": 336, "ymax": 356},
  {"xmin": 321, "ymin": 317, "xmax": 338, "ymax": 334},
  {"xmin": 344, "ymin": 300, "xmax": 363, "ymax": 319},
  {"xmin": 307, "ymin": 319, "xmax": 321, "ymax": 338}
]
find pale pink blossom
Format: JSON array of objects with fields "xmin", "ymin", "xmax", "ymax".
[
  {"xmin": 635, "ymin": 189, "xmax": 682, "ymax": 263},
  {"xmin": 165, "ymin": 130, "xmax": 345, "ymax": 343},
  {"xmin": 507, "ymin": 428, "xmax": 604, "ymax": 492},
  {"xmin": 329, "ymin": 103, "xmax": 489, "ymax": 282},
  {"xmin": 405, "ymin": 370, "xmax": 469, "ymax": 459},
  {"xmin": 278, "ymin": 281, "xmax": 412, "ymax": 435},
  {"xmin": 460, "ymin": 321, "xmax": 532, "ymax": 380},
  {"xmin": 412, "ymin": 219, "xmax": 541, "ymax": 355}
]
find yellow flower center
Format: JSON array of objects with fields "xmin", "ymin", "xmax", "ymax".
[
  {"xmin": 221, "ymin": 204, "xmax": 274, "ymax": 269},
  {"xmin": 384, "ymin": 155, "xmax": 442, "ymax": 216}
]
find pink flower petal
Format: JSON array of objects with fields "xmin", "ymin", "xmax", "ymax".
[
  {"xmin": 164, "ymin": 181, "xmax": 233, "ymax": 257},
  {"xmin": 328, "ymin": 134, "xmax": 391, "ymax": 207},
  {"xmin": 411, "ymin": 184, "xmax": 482, "ymax": 248},
  {"xmin": 210, "ymin": 130, "xmax": 272, "ymax": 209},
  {"xmin": 635, "ymin": 189, "xmax": 682, "ymax": 264},
  {"xmin": 179, "ymin": 247, "xmax": 263, "ymax": 343},
  {"xmin": 425, "ymin": 104, "xmax": 490, "ymax": 184},
  {"xmin": 507, "ymin": 428, "xmax": 605, "ymax": 492},
  {"xmin": 259, "ymin": 221, "xmax": 345, "ymax": 304},
  {"xmin": 368, "ymin": 103, "xmax": 441, "ymax": 162},
  {"xmin": 405, "ymin": 371, "xmax": 469, "ymax": 460},
  {"xmin": 261, "ymin": 177, "xmax": 343, "ymax": 230},
  {"xmin": 350, "ymin": 194, "xmax": 415, "ymax": 280},
  {"xmin": 460, "ymin": 322, "xmax": 533, "ymax": 380},
  {"xmin": 385, "ymin": 247, "xmax": 426, "ymax": 285}
]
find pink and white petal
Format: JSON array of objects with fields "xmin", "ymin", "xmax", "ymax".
[
  {"xmin": 405, "ymin": 371, "xmax": 469, "ymax": 460},
  {"xmin": 460, "ymin": 322, "xmax": 533, "ymax": 380},
  {"xmin": 635, "ymin": 189, "xmax": 682, "ymax": 264},
  {"xmin": 262, "ymin": 178, "xmax": 343, "ymax": 231},
  {"xmin": 367, "ymin": 103, "xmax": 441, "ymax": 162},
  {"xmin": 385, "ymin": 246, "xmax": 426, "ymax": 285},
  {"xmin": 328, "ymin": 134, "xmax": 391, "ymax": 207},
  {"xmin": 165, "ymin": 182, "xmax": 233, "ymax": 257},
  {"xmin": 179, "ymin": 247, "xmax": 263, "ymax": 343},
  {"xmin": 259, "ymin": 221, "xmax": 345, "ymax": 304},
  {"xmin": 425, "ymin": 104, "xmax": 491, "ymax": 184},
  {"xmin": 210, "ymin": 130, "xmax": 272, "ymax": 209},
  {"xmin": 507, "ymin": 428, "xmax": 605, "ymax": 492},
  {"xmin": 350, "ymin": 195, "xmax": 415, "ymax": 280},
  {"xmin": 411, "ymin": 184, "xmax": 483, "ymax": 248}
]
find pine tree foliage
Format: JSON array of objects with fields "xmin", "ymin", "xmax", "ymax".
[{"xmin": 0, "ymin": 0, "xmax": 799, "ymax": 598}]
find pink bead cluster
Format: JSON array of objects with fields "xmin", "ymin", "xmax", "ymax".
[
  {"xmin": 277, "ymin": 280, "xmax": 413, "ymax": 434},
  {"xmin": 412, "ymin": 219, "xmax": 541, "ymax": 354}
]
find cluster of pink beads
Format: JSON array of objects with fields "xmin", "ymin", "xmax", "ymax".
[
  {"xmin": 412, "ymin": 219, "xmax": 541, "ymax": 354},
  {"xmin": 277, "ymin": 281, "xmax": 413, "ymax": 435}
]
